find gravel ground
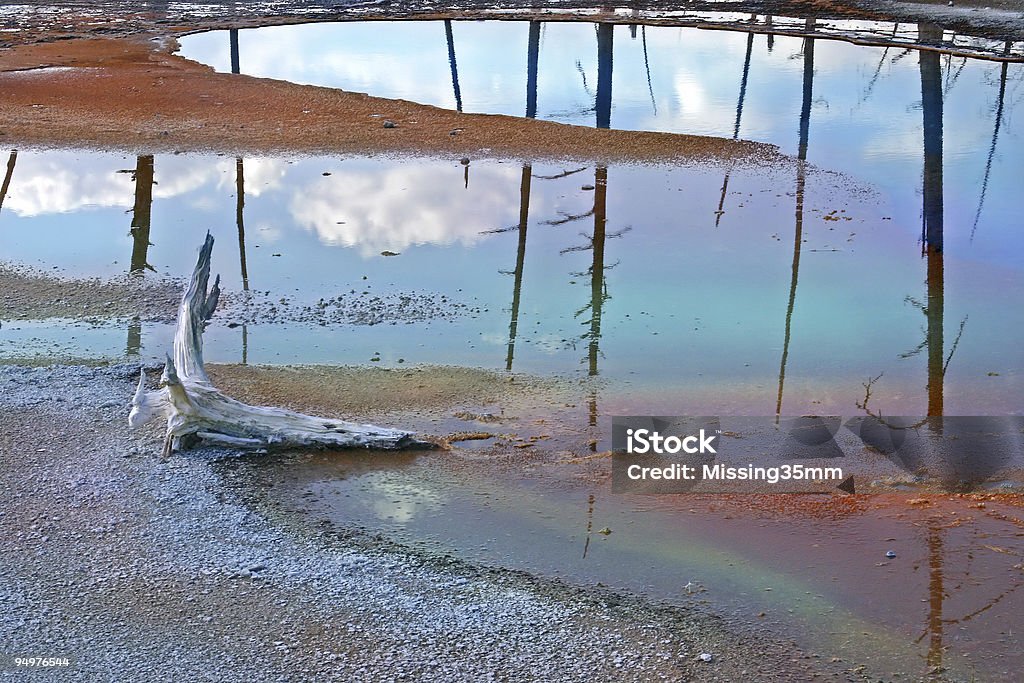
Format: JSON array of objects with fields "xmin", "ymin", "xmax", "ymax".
[
  {"xmin": 0, "ymin": 363, "xmax": 843, "ymax": 682},
  {"xmin": 0, "ymin": 264, "xmax": 473, "ymax": 329},
  {"xmin": 0, "ymin": 266, "xmax": 180, "ymax": 324}
]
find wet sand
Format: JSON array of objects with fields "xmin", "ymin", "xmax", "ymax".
[{"xmin": 0, "ymin": 264, "xmax": 181, "ymax": 322}]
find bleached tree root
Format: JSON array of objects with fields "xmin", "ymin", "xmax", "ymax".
[{"xmin": 129, "ymin": 233, "xmax": 433, "ymax": 454}]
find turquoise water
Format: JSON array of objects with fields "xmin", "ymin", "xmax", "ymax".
[{"xmin": 0, "ymin": 148, "xmax": 1020, "ymax": 418}]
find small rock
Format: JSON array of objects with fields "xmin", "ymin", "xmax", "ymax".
[
  {"xmin": 383, "ymin": 120, "xmax": 397, "ymax": 129},
  {"xmin": 582, "ymin": 184, "xmax": 595, "ymax": 191},
  {"xmin": 698, "ymin": 653, "xmax": 714, "ymax": 663},
  {"xmin": 886, "ymin": 550, "xmax": 897, "ymax": 559}
]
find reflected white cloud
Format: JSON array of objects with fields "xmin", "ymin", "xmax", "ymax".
[
  {"xmin": 236, "ymin": 157, "xmax": 289, "ymax": 197},
  {"xmin": 367, "ymin": 478, "xmax": 446, "ymax": 523},
  {"xmin": 4, "ymin": 153, "xmax": 135, "ymax": 217},
  {"xmin": 1, "ymin": 152, "xmax": 290, "ymax": 218},
  {"xmin": 290, "ymin": 164, "xmax": 525, "ymax": 256}
]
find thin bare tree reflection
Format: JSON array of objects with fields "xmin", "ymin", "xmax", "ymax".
[
  {"xmin": 588, "ymin": 167, "xmax": 609, "ymax": 380},
  {"xmin": 857, "ymin": 24, "xmax": 899, "ymax": 107},
  {"xmin": 0, "ymin": 150, "xmax": 16, "ymax": 216},
  {"xmin": 236, "ymin": 158, "xmax": 249, "ymax": 291},
  {"xmin": 715, "ymin": 22, "xmax": 755, "ymax": 227},
  {"xmin": 582, "ymin": 492, "xmax": 596, "ymax": 558},
  {"xmin": 502, "ymin": 27, "xmax": 545, "ymax": 370},
  {"xmin": 445, "ymin": 20, "xmax": 463, "ymax": 113},
  {"xmin": 971, "ymin": 41, "xmax": 1011, "ymax": 241},
  {"xmin": 641, "ymin": 26, "xmax": 656, "ymax": 116},
  {"xmin": 586, "ymin": 167, "xmax": 609, "ymax": 442},
  {"xmin": 558, "ymin": 166, "xmax": 630, "ymax": 444},
  {"xmin": 236, "ymin": 157, "xmax": 249, "ymax": 364},
  {"xmin": 775, "ymin": 19, "xmax": 814, "ymax": 423},
  {"xmin": 505, "ymin": 165, "xmax": 532, "ymax": 372}
]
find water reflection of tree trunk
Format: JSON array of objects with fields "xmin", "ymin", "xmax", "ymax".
[
  {"xmin": 715, "ymin": 27, "xmax": 755, "ymax": 227},
  {"xmin": 126, "ymin": 316, "xmax": 143, "ymax": 357},
  {"xmin": 924, "ymin": 521, "xmax": 945, "ymax": 668},
  {"xmin": 589, "ymin": 167, "xmax": 608, "ymax": 378},
  {"xmin": 526, "ymin": 21, "xmax": 541, "ymax": 119},
  {"xmin": 505, "ymin": 165, "xmax": 532, "ymax": 371},
  {"xmin": 0, "ymin": 150, "xmax": 16, "ymax": 215},
  {"xmin": 587, "ymin": 167, "xmax": 609, "ymax": 447},
  {"xmin": 765, "ymin": 15, "xmax": 775, "ymax": 51},
  {"xmin": 129, "ymin": 155, "xmax": 155, "ymax": 275},
  {"xmin": 775, "ymin": 22, "xmax": 814, "ymax": 421},
  {"xmin": 914, "ymin": 511, "xmax": 1024, "ymax": 669},
  {"xmin": 920, "ymin": 24, "xmax": 944, "ymax": 420},
  {"xmin": 971, "ymin": 41, "xmax": 1010, "ymax": 240},
  {"xmin": 557, "ymin": 163, "xmax": 614, "ymax": 442},
  {"xmin": 229, "ymin": 29, "xmax": 240, "ymax": 75},
  {"xmin": 127, "ymin": 154, "xmax": 155, "ymax": 356},
  {"xmin": 596, "ymin": 24, "xmax": 613, "ymax": 129},
  {"xmin": 236, "ymin": 157, "xmax": 249, "ymax": 365},
  {"xmin": 582, "ymin": 492, "xmax": 596, "ymax": 558},
  {"xmin": 445, "ymin": 20, "xmax": 463, "ymax": 113},
  {"xmin": 641, "ymin": 26, "xmax": 656, "ymax": 116},
  {"xmin": 236, "ymin": 158, "xmax": 249, "ymax": 291}
]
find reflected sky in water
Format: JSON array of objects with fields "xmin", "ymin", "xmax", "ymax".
[
  {"xmin": 1, "ymin": 146, "xmax": 1021, "ymax": 418},
  {"xmin": 180, "ymin": 21, "xmax": 1023, "ymax": 204}
]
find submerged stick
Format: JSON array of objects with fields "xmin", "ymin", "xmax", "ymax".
[{"xmin": 129, "ymin": 233, "xmax": 433, "ymax": 454}]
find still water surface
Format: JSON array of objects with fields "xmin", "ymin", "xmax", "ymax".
[{"xmin": 1, "ymin": 148, "xmax": 1020, "ymax": 417}]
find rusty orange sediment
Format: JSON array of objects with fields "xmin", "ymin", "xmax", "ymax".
[{"xmin": 0, "ymin": 33, "xmax": 773, "ymax": 164}]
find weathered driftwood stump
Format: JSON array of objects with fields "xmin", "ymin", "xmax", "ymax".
[{"xmin": 129, "ymin": 234, "xmax": 432, "ymax": 456}]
